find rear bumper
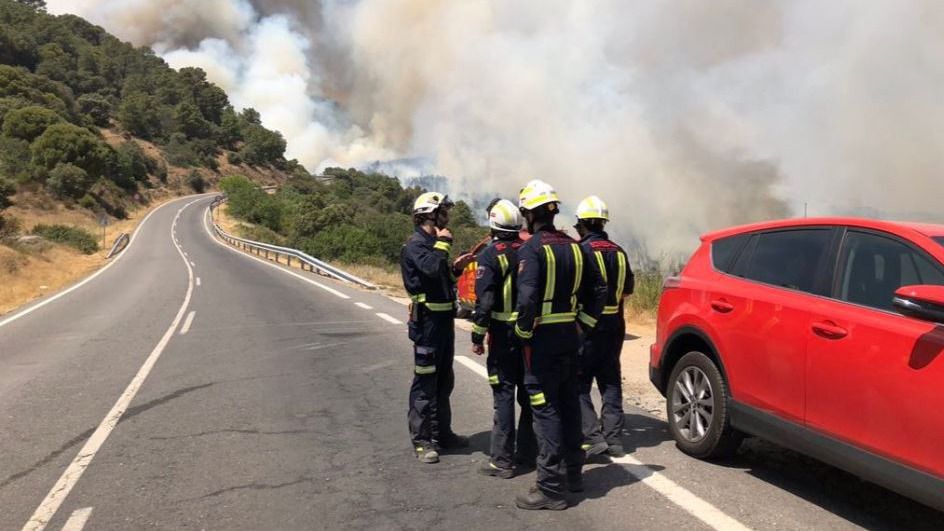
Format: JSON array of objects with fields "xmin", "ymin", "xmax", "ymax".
[{"xmin": 649, "ymin": 343, "xmax": 666, "ymax": 396}]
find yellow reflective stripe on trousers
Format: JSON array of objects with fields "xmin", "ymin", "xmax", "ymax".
[
  {"xmin": 491, "ymin": 311, "xmax": 518, "ymax": 321},
  {"xmin": 594, "ymin": 250, "xmax": 608, "ymax": 284},
  {"xmin": 433, "ymin": 240, "xmax": 452, "ymax": 253},
  {"xmin": 410, "ymin": 293, "xmax": 427, "ymax": 303},
  {"xmin": 542, "ymin": 245, "xmax": 555, "ymax": 316},
  {"xmin": 415, "ymin": 365, "xmax": 436, "ymax": 375},
  {"xmin": 602, "ymin": 305, "xmax": 620, "ymax": 315},
  {"xmin": 424, "ymin": 301, "xmax": 454, "ymax": 312},
  {"xmin": 471, "ymin": 323, "xmax": 488, "ymax": 335},
  {"xmin": 488, "ymin": 374, "xmax": 499, "ymax": 385},
  {"xmin": 530, "ymin": 392, "xmax": 546, "ymax": 406}
]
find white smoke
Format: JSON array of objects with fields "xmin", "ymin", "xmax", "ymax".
[{"xmin": 47, "ymin": 0, "xmax": 944, "ymax": 255}]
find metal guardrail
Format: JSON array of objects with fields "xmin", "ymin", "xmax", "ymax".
[
  {"xmin": 208, "ymin": 196, "xmax": 377, "ymax": 290},
  {"xmin": 106, "ymin": 232, "xmax": 129, "ymax": 259}
]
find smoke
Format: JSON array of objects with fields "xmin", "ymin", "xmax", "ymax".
[{"xmin": 47, "ymin": 0, "xmax": 944, "ymax": 256}]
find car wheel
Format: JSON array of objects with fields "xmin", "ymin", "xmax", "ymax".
[{"xmin": 666, "ymin": 351, "xmax": 742, "ymax": 459}]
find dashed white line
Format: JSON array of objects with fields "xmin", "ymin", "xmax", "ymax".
[
  {"xmin": 61, "ymin": 507, "xmax": 93, "ymax": 531},
  {"xmin": 452, "ymin": 354, "xmax": 752, "ymax": 531},
  {"xmin": 196, "ymin": 277, "xmax": 202, "ymax": 286},
  {"xmin": 202, "ymin": 207, "xmax": 350, "ymax": 300},
  {"xmin": 21, "ymin": 199, "xmax": 200, "ymax": 531},
  {"xmin": 354, "ymin": 302, "xmax": 373, "ymax": 310},
  {"xmin": 179, "ymin": 311, "xmax": 196, "ymax": 335},
  {"xmin": 375, "ymin": 312, "xmax": 403, "ymax": 325}
]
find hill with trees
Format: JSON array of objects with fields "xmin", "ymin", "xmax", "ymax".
[{"xmin": 0, "ymin": 0, "xmax": 305, "ymax": 234}]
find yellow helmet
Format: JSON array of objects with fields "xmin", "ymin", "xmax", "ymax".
[
  {"xmin": 488, "ymin": 199, "xmax": 522, "ymax": 232},
  {"xmin": 412, "ymin": 192, "xmax": 452, "ymax": 215},
  {"xmin": 518, "ymin": 180, "xmax": 560, "ymax": 211},
  {"xmin": 575, "ymin": 195, "xmax": 609, "ymax": 221}
]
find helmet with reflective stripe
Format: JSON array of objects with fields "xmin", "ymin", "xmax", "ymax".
[
  {"xmin": 518, "ymin": 180, "xmax": 560, "ymax": 211},
  {"xmin": 413, "ymin": 192, "xmax": 452, "ymax": 215},
  {"xmin": 488, "ymin": 199, "xmax": 522, "ymax": 232},
  {"xmin": 575, "ymin": 195, "xmax": 609, "ymax": 221}
]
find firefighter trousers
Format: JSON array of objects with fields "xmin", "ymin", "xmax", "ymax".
[
  {"xmin": 486, "ymin": 326, "xmax": 537, "ymax": 469},
  {"xmin": 408, "ymin": 312, "xmax": 456, "ymax": 447},
  {"xmin": 579, "ymin": 326, "xmax": 626, "ymax": 447},
  {"xmin": 525, "ymin": 350, "xmax": 583, "ymax": 498}
]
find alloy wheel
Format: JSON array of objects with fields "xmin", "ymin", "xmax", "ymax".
[{"xmin": 671, "ymin": 366, "xmax": 714, "ymax": 442}]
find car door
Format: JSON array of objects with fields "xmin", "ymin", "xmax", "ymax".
[
  {"xmin": 710, "ymin": 228, "xmax": 835, "ymax": 423},
  {"xmin": 806, "ymin": 229, "xmax": 944, "ymax": 477}
]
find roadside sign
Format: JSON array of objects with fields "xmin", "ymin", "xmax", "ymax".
[{"xmin": 98, "ymin": 214, "xmax": 109, "ymax": 227}]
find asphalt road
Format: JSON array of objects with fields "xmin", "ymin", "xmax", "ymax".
[{"xmin": 1, "ymin": 195, "xmax": 942, "ymax": 530}]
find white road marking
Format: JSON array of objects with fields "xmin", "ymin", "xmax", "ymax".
[
  {"xmin": 21, "ymin": 199, "xmax": 200, "ymax": 531},
  {"xmin": 0, "ymin": 195, "xmax": 202, "ymax": 329},
  {"xmin": 61, "ymin": 507, "xmax": 93, "ymax": 531},
  {"xmin": 354, "ymin": 302, "xmax": 373, "ymax": 310},
  {"xmin": 375, "ymin": 312, "xmax": 403, "ymax": 325},
  {"xmin": 202, "ymin": 207, "xmax": 350, "ymax": 300},
  {"xmin": 452, "ymin": 354, "xmax": 752, "ymax": 531},
  {"xmin": 196, "ymin": 277, "xmax": 202, "ymax": 286},
  {"xmin": 179, "ymin": 311, "xmax": 196, "ymax": 335}
]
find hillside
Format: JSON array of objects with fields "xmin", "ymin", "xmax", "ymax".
[{"xmin": 0, "ymin": 0, "xmax": 306, "ymax": 313}]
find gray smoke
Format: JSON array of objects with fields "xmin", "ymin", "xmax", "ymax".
[{"xmin": 47, "ymin": 0, "xmax": 944, "ymax": 255}]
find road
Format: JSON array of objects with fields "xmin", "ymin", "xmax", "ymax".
[{"xmin": 0, "ymin": 195, "xmax": 941, "ymax": 530}]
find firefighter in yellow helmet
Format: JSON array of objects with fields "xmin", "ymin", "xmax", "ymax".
[
  {"xmin": 471, "ymin": 199, "xmax": 537, "ymax": 479},
  {"xmin": 513, "ymin": 180, "xmax": 607, "ymax": 510},
  {"xmin": 401, "ymin": 192, "xmax": 469, "ymax": 464},
  {"xmin": 573, "ymin": 195, "xmax": 635, "ymax": 458}
]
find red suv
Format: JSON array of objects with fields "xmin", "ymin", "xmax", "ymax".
[{"xmin": 650, "ymin": 218, "xmax": 944, "ymax": 511}]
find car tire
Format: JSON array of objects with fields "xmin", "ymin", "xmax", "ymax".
[{"xmin": 666, "ymin": 351, "xmax": 742, "ymax": 459}]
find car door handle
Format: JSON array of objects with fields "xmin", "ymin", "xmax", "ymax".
[
  {"xmin": 812, "ymin": 321, "xmax": 848, "ymax": 339},
  {"xmin": 710, "ymin": 299, "xmax": 734, "ymax": 313}
]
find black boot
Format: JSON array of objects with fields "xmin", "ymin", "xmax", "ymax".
[
  {"xmin": 606, "ymin": 444, "xmax": 625, "ymax": 458},
  {"xmin": 438, "ymin": 433, "xmax": 470, "ymax": 450},
  {"xmin": 515, "ymin": 486, "xmax": 567, "ymax": 511},
  {"xmin": 478, "ymin": 461, "xmax": 514, "ymax": 479},
  {"xmin": 414, "ymin": 444, "xmax": 439, "ymax": 464},
  {"xmin": 567, "ymin": 473, "xmax": 584, "ymax": 493}
]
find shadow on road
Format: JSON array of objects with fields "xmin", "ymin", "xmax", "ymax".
[{"xmin": 716, "ymin": 439, "xmax": 944, "ymax": 530}]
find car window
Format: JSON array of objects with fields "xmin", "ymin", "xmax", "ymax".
[
  {"xmin": 741, "ymin": 229, "xmax": 832, "ymax": 294},
  {"xmin": 838, "ymin": 231, "xmax": 944, "ymax": 311},
  {"xmin": 934, "ymin": 236, "xmax": 944, "ymax": 248},
  {"xmin": 711, "ymin": 234, "xmax": 749, "ymax": 273}
]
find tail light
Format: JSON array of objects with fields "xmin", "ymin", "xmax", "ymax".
[{"xmin": 662, "ymin": 275, "xmax": 682, "ymax": 291}]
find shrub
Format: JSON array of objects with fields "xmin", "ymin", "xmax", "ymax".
[
  {"xmin": 1, "ymin": 105, "xmax": 62, "ymax": 142},
  {"xmin": 47, "ymin": 163, "xmax": 93, "ymax": 199},
  {"xmin": 30, "ymin": 123, "xmax": 111, "ymax": 179},
  {"xmin": 32, "ymin": 223, "xmax": 99, "ymax": 254},
  {"xmin": 186, "ymin": 170, "xmax": 206, "ymax": 193},
  {"xmin": 78, "ymin": 193, "xmax": 97, "ymax": 210}
]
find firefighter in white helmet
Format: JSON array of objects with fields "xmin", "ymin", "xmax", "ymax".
[
  {"xmin": 401, "ymin": 192, "xmax": 469, "ymax": 464},
  {"xmin": 513, "ymin": 180, "xmax": 607, "ymax": 510},
  {"xmin": 471, "ymin": 199, "xmax": 537, "ymax": 479},
  {"xmin": 573, "ymin": 195, "xmax": 635, "ymax": 458}
]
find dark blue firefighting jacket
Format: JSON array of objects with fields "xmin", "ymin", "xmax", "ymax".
[
  {"xmin": 514, "ymin": 226, "xmax": 607, "ymax": 356},
  {"xmin": 471, "ymin": 234, "xmax": 522, "ymax": 344},
  {"xmin": 400, "ymin": 227, "xmax": 456, "ymax": 313},
  {"xmin": 579, "ymin": 231, "xmax": 635, "ymax": 330}
]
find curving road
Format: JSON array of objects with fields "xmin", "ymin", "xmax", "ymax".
[{"xmin": 0, "ymin": 195, "xmax": 941, "ymax": 530}]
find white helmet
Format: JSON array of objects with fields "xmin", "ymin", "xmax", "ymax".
[
  {"xmin": 412, "ymin": 192, "xmax": 452, "ymax": 215},
  {"xmin": 518, "ymin": 180, "xmax": 560, "ymax": 211},
  {"xmin": 575, "ymin": 195, "xmax": 609, "ymax": 221},
  {"xmin": 488, "ymin": 199, "xmax": 522, "ymax": 232}
]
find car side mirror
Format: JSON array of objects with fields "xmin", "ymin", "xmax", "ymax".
[{"xmin": 893, "ymin": 285, "xmax": 944, "ymax": 324}]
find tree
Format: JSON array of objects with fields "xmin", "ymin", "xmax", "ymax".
[
  {"xmin": 47, "ymin": 163, "xmax": 93, "ymax": 199},
  {"xmin": 1, "ymin": 105, "xmax": 62, "ymax": 142},
  {"xmin": 0, "ymin": 136, "xmax": 33, "ymax": 183},
  {"xmin": 240, "ymin": 124, "xmax": 286, "ymax": 165},
  {"xmin": 117, "ymin": 92, "xmax": 162, "ymax": 139},
  {"xmin": 77, "ymin": 93, "xmax": 111, "ymax": 126},
  {"xmin": 30, "ymin": 123, "xmax": 111, "ymax": 179},
  {"xmin": 14, "ymin": 1, "xmax": 46, "ymax": 12},
  {"xmin": 240, "ymin": 107, "xmax": 261, "ymax": 125},
  {"xmin": 174, "ymin": 101, "xmax": 211, "ymax": 139},
  {"xmin": 0, "ymin": 176, "xmax": 14, "ymax": 210}
]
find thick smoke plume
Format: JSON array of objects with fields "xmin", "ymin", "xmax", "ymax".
[{"xmin": 48, "ymin": 0, "xmax": 944, "ymax": 256}]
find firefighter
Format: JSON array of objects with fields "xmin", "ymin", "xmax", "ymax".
[
  {"xmin": 513, "ymin": 180, "xmax": 607, "ymax": 510},
  {"xmin": 573, "ymin": 195, "xmax": 635, "ymax": 458},
  {"xmin": 471, "ymin": 199, "xmax": 537, "ymax": 479},
  {"xmin": 401, "ymin": 191, "xmax": 469, "ymax": 464}
]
